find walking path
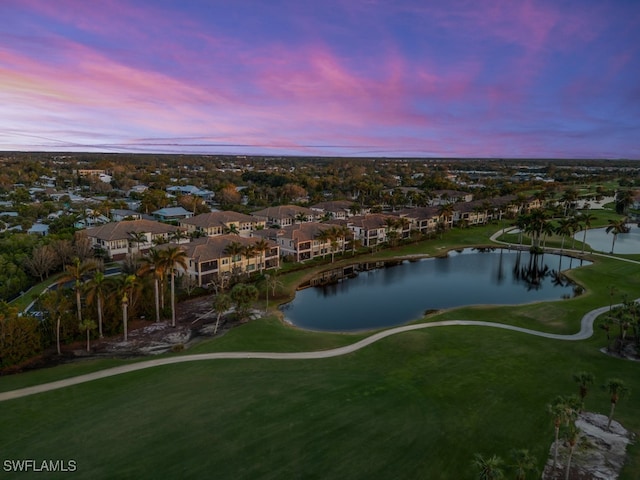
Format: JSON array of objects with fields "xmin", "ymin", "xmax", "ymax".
[
  {"xmin": 0, "ymin": 302, "xmax": 617, "ymax": 403},
  {"xmin": 2, "ymin": 231, "xmax": 638, "ymax": 403}
]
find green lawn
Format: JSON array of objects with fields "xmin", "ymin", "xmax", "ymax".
[
  {"xmin": 1, "ymin": 327, "xmax": 638, "ymax": 480},
  {"xmin": 1, "ymin": 226, "xmax": 639, "ymax": 479}
]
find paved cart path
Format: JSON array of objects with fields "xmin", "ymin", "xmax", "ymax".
[{"xmin": 0, "ymin": 302, "xmax": 616, "ymax": 403}]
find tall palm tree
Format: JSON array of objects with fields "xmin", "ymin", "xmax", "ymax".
[
  {"xmin": 547, "ymin": 395, "xmax": 579, "ymax": 467},
  {"xmin": 315, "ymin": 228, "xmax": 332, "ymax": 259},
  {"xmin": 579, "ymin": 212, "xmax": 596, "ymax": 254},
  {"xmin": 615, "ymin": 189, "xmax": 634, "ymax": 215},
  {"xmin": 605, "ymin": 218, "xmax": 628, "ymax": 254},
  {"xmin": 573, "ymin": 371, "xmax": 595, "ymax": 412},
  {"xmin": 603, "ymin": 378, "xmax": 629, "ymax": 430},
  {"xmin": 568, "ymin": 216, "xmax": 580, "ymax": 249},
  {"xmin": 57, "ymin": 257, "xmax": 98, "ymax": 325},
  {"xmin": 560, "ymin": 188, "xmax": 578, "ymax": 216},
  {"xmin": 85, "ymin": 270, "xmax": 110, "ymax": 338},
  {"xmin": 224, "ymin": 241, "xmax": 245, "ymax": 277},
  {"xmin": 253, "ymin": 238, "xmax": 270, "ymax": 273},
  {"xmin": 40, "ymin": 289, "xmax": 72, "ymax": 355},
  {"xmin": 438, "ymin": 203, "xmax": 454, "ymax": 230},
  {"xmin": 243, "ymin": 244, "xmax": 257, "ymax": 274},
  {"xmin": 78, "ymin": 318, "xmax": 97, "ymax": 352},
  {"xmin": 115, "ymin": 274, "xmax": 139, "ymax": 341},
  {"xmin": 212, "ymin": 293, "xmax": 231, "ymax": 335},
  {"xmin": 555, "ymin": 218, "xmax": 573, "ymax": 254},
  {"xmin": 160, "ymin": 246, "xmax": 188, "ymax": 327},
  {"xmin": 138, "ymin": 248, "xmax": 166, "ymax": 322},
  {"xmin": 564, "ymin": 423, "xmax": 580, "ymax": 480}
]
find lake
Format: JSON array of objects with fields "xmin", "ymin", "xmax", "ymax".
[
  {"xmin": 576, "ymin": 225, "xmax": 640, "ymax": 254},
  {"xmin": 281, "ymin": 248, "xmax": 590, "ymax": 332}
]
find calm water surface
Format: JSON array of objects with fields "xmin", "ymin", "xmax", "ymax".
[
  {"xmin": 281, "ymin": 249, "xmax": 590, "ymax": 332},
  {"xmin": 575, "ymin": 226, "xmax": 640, "ymax": 254}
]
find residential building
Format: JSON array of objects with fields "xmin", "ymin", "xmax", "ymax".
[
  {"xmin": 177, "ymin": 235, "xmax": 279, "ymax": 287},
  {"xmin": 309, "ymin": 200, "xmax": 361, "ymax": 220},
  {"xmin": 252, "ymin": 222, "xmax": 347, "ymax": 262},
  {"xmin": 166, "ymin": 185, "xmax": 214, "ymax": 201},
  {"xmin": 179, "ymin": 211, "xmax": 265, "ymax": 237},
  {"xmin": 251, "ymin": 205, "xmax": 318, "ymax": 227},
  {"xmin": 152, "ymin": 206, "xmax": 193, "ymax": 222},
  {"xmin": 84, "ymin": 219, "xmax": 180, "ymax": 260},
  {"xmin": 340, "ymin": 214, "xmax": 404, "ymax": 247}
]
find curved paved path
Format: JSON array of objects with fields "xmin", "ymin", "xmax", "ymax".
[{"xmin": 0, "ymin": 301, "xmax": 618, "ymax": 403}]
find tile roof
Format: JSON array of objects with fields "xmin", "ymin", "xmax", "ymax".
[
  {"xmin": 85, "ymin": 219, "xmax": 178, "ymax": 241},
  {"xmin": 180, "ymin": 210, "xmax": 259, "ymax": 228}
]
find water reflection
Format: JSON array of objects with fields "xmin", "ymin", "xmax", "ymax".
[{"xmin": 283, "ymin": 248, "xmax": 590, "ymax": 332}]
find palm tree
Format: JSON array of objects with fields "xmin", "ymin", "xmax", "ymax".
[
  {"xmin": 555, "ymin": 218, "xmax": 573, "ymax": 253},
  {"xmin": 560, "ymin": 188, "xmax": 578, "ymax": 216},
  {"xmin": 603, "ymin": 378, "xmax": 629, "ymax": 430},
  {"xmin": 438, "ymin": 203, "xmax": 454, "ymax": 230},
  {"xmin": 115, "ymin": 274, "xmax": 138, "ymax": 341},
  {"xmin": 85, "ymin": 271, "xmax": 110, "ymax": 338},
  {"xmin": 509, "ymin": 449, "xmax": 536, "ymax": 480},
  {"xmin": 579, "ymin": 212, "xmax": 596, "ymax": 254},
  {"xmin": 40, "ymin": 289, "xmax": 72, "ymax": 355},
  {"xmin": 138, "ymin": 248, "xmax": 166, "ymax": 323},
  {"xmin": 128, "ymin": 231, "xmax": 148, "ymax": 255},
  {"xmin": 223, "ymin": 223, "xmax": 240, "ymax": 235},
  {"xmin": 78, "ymin": 318, "xmax": 97, "ymax": 352},
  {"xmin": 605, "ymin": 218, "xmax": 628, "ymax": 254},
  {"xmin": 325, "ymin": 225, "xmax": 342, "ymax": 262},
  {"xmin": 57, "ymin": 257, "xmax": 98, "ymax": 325},
  {"xmin": 224, "ymin": 241, "xmax": 245, "ymax": 277},
  {"xmin": 212, "ymin": 293, "xmax": 231, "ymax": 335},
  {"xmin": 253, "ymin": 239, "xmax": 270, "ymax": 273},
  {"xmin": 472, "ymin": 453, "xmax": 504, "ymax": 480},
  {"xmin": 169, "ymin": 229, "xmax": 188, "ymax": 244},
  {"xmin": 243, "ymin": 244, "xmax": 257, "ymax": 274},
  {"xmin": 568, "ymin": 216, "xmax": 580, "ymax": 249},
  {"xmin": 230, "ymin": 283, "xmax": 258, "ymax": 322},
  {"xmin": 294, "ymin": 212, "xmax": 308, "ymax": 224},
  {"xmin": 564, "ymin": 423, "xmax": 580, "ymax": 480},
  {"xmin": 315, "ymin": 228, "xmax": 332, "ymax": 259},
  {"xmin": 547, "ymin": 395, "xmax": 580, "ymax": 467},
  {"xmin": 615, "ymin": 189, "xmax": 634, "ymax": 215},
  {"xmin": 573, "ymin": 371, "xmax": 595, "ymax": 412},
  {"xmin": 160, "ymin": 246, "xmax": 188, "ymax": 327}
]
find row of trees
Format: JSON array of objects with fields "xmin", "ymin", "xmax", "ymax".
[{"xmin": 513, "ymin": 208, "xmax": 630, "ymax": 255}]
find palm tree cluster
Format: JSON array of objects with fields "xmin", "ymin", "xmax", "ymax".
[
  {"xmin": 602, "ymin": 296, "xmax": 640, "ymax": 354},
  {"xmin": 472, "ymin": 449, "xmax": 537, "ymax": 480},
  {"xmin": 314, "ymin": 225, "xmax": 352, "ymax": 262},
  {"xmin": 513, "ymin": 208, "xmax": 601, "ymax": 255},
  {"xmin": 41, "ymin": 247, "xmax": 189, "ymax": 352},
  {"xmin": 475, "ymin": 371, "xmax": 630, "ymax": 480},
  {"xmin": 223, "ymin": 238, "xmax": 271, "ymax": 277},
  {"xmin": 544, "ymin": 373, "xmax": 630, "ymax": 479}
]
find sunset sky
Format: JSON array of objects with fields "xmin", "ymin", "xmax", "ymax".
[{"xmin": 1, "ymin": 0, "xmax": 638, "ymax": 158}]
